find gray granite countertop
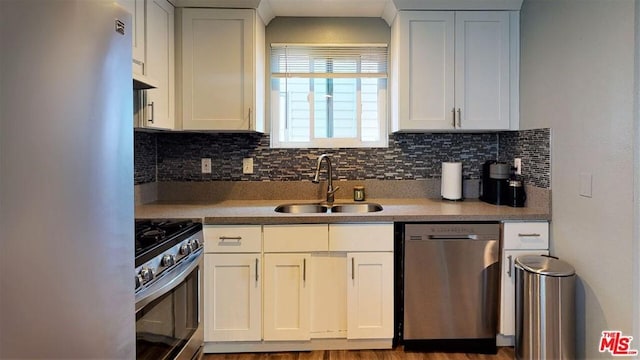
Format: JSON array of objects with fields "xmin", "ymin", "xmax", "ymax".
[{"xmin": 135, "ymin": 198, "xmax": 550, "ymax": 224}]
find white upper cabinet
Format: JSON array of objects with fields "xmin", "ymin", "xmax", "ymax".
[
  {"xmin": 178, "ymin": 8, "xmax": 265, "ymax": 132},
  {"xmin": 118, "ymin": 0, "xmax": 146, "ymax": 75},
  {"xmin": 391, "ymin": 11, "xmax": 518, "ymax": 131},
  {"xmin": 121, "ymin": 0, "xmax": 175, "ymax": 129},
  {"xmin": 144, "ymin": 0, "xmax": 175, "ymax": 130}
]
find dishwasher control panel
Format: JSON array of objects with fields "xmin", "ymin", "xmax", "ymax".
[{"xmin": 405, "ymin": 223, "xmax": 500, "ymax": 241}]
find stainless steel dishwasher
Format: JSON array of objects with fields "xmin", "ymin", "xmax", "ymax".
[{"xmin": 402, "ymin": 223, "xmax": 500, "ymax": 353}]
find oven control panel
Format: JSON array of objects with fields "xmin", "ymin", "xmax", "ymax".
[{"xmin": 135, "ymin": 231, "xmax": 203, "ymax": 291}]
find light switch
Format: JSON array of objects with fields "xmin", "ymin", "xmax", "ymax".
[{"xmin": 579, "ymin": 172, "xmax": 592, "ymax": 198}]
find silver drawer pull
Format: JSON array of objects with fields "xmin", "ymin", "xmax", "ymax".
[
  {"xmin": 255, "ymin": 258, "xmax": 259, "ymax": 282},
  {"xmin": 351, "ymin": 257, "xmax": 355, "ymax": 280},
  {"xmin": 219, "ymin": 236, "xmax": 242, "ymax": 241},
  {"xmin": 518, "ymin": 233, "xmax": 541, "ymax": 237},
  {"xmin": 507, "ymin": 255, "xmax": 513, "ymax": 278}
]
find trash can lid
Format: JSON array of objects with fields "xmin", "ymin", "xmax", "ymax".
[{"xmin": 515, "ymin": 255, "xmax": 575, "ymax": 277}]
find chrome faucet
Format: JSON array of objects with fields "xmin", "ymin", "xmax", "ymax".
[{"xmin": 312, "ymin": 154, "xmax": 340, "ymax": 204}]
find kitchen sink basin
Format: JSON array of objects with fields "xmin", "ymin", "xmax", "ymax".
[
  {"xmin": 274, "ymin": 202, "xmax": 383, "ymax": 214},
  {"xmin": 330, "ymin": 203, "xmax": 383, "ymax": 213},
  {"xmin": 274, "ymin": 203, "xmax": 329, "ymax": 213}
]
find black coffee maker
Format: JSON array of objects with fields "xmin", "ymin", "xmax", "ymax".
[{"xmin": 480, "ymin": 160, "xmax": 510, "ymax": 205}]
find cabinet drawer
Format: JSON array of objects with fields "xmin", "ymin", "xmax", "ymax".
[
  {"xmin": 503, "ymin": 222, "xmax": 549, "ymax": 249},
  {"xmin": 204, "ymin": 225, "xmax": 262, "ymax": 253},
  {"xmin": 329, "ymin": 223, "xmax": 394, "ymax": 252},
  {"xmin": 263, "ymin": 224, "xmax": 328, "ymax": 252}
]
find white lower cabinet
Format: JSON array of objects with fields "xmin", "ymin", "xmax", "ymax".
[
  {"xmin": 204, "ymin": 223, "xmax": 393, "ymax": 353},
  {"xmin": 499, "ymin": 249, "xmax": 548, "ymax": 337},
  {"xmin": 263, "ymin": 253, "xmax": 312, "ymax": 341},
  {"xmin": 346, "ymin": 252, "xmax": 394, "ymax": 339},
  {"xmin": 331, "ymin": 223, "xmax": 394, "ymax": 340},
  {"xmin": 499, "ymin": 221, "xmax": 549, "ymax": 342},
  {"xmin": 204, "ymin": 254, "xmax": 261, "ymax": 341},
  {"xmin": 203, "ymin": 225, "xmax": 262, "ymax": 342},
  {"xmin": 262, "ymin": 224, "xmax": 327, "ymax": 341}
]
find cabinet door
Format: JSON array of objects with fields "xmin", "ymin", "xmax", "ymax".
[
  {"xmin": 180, "ymin": 9, "xmax": 254, "ymax": 130},
  {"xmin": 118, "ymin": 0, "xmax": 146, "ymax": 75},
  {"xmin": 395, "ymin": 11, "xmax": 455, "ymax": 131},
  {"xmin": 499, "ymin": 249, "xmax": 549, "ymax": 336},
  {"xmin": 204, "ymin": 254, "xmax": 261, "ymax": 341},
  {"xmin": 455, "ymin": 11, "xmax": 510, "ymax": 130},
  {"xmin": 263, "ymin": 253, "xmax": 311, "ymax": 341},
  {"xmin": 347, "ymin": 252, "xmax": 394, "ymax": 339},
  {"xmin": 145, "ymin": 0, "xmax": 174, "ymax": 130}
]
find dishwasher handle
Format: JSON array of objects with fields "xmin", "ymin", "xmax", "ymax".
[{"xmin": 426, "ymin": 234, "xmax": 479, "ymax": 240}]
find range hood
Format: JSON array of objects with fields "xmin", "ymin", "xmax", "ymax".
[{"xmin": 133, "ymin": 72, "xmax": 158, "ymax": 90}]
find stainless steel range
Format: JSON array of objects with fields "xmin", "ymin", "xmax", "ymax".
[{"xmin": 135, "ymin": 219, "xmax": 204, "ymax": 360}]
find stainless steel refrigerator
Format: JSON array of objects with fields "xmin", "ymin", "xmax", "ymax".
[{"xmin": 0, "ymin": 1, "xmax": 135, "ymax": 358}]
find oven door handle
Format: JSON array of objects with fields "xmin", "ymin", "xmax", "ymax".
[{"xmin": 135, "ymin": 249, "xmax": 203, "ymax": 313}]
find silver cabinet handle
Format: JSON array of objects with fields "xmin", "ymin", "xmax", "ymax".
[
  {"xmin": 303, "ymin": 258, "xmax": 306, "ymax": 282},
  {"xmin": 518, "ymin": 233, "xmax": 541, "ymax": 237},
  {"xmin": 248, "ymin": 108, "xmax": 252, "ymax": 130},
  {"xmin": 456, "ymin": 108, "xmax": 461, "ymax": 128},
  {"xmin": 351, "ymin": 257, "xmax": 355, "ymax": 280},
  {"xmin": 255, "ymin": 258, "xmax": 259, "ymax": 282},
  {"xmin": 219, "ymin": 236, "xmax": 242, "ymax": 241},
  {"xmin": 507, "ymin": 255, "xmax": 513, "ymax": 278},
  {"xmin": 147, "ymin": 101, "xmax": 155, "ymax": 123},
  {"xmin": 451, "ymin": 108, "xmax": 456, "ymax": 128}
]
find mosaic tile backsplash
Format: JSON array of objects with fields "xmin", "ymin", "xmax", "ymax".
[
  {"xmin": 134, "ymin": 131, "xmax": 156, "ymax": 184},
  {"xmin": 134, "ymin": 129, "xmax": 551, "ymax": 189},
  {"xmin": 499, "ymin": 128, "xmax": 551, "ymax": 189}
]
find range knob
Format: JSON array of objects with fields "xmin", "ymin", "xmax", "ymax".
[
  {"xmin": 139, "ymin": 267, "xmax": 154, "ymax": 283},
  {"xmin": 135, "ymin": 274, "xmax": 143, "ymax": 289},
  {"xmin": 161, "ymin": 254, "xmax": 176, "ymax": 267},
  {"xmin": 180, "ymin": 243, "xmax": 191, "ymax": 256},
  {"xmin": 189, "ymin": 238, "xmax": 201, "ymax": 250}
]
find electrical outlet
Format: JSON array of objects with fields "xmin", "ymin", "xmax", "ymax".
[
  {"xmin": 201, "ymin": 158, "xmax": 211, "ymax": 174},
  {"xmin": 243, "ymin": 158, "xmax": 254, "ymax": 174},
  {"xmin": 514, "ymin": 158, "xmax": 522, "ymax": 175}
]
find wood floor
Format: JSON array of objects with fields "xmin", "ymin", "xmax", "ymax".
[{"xmin": 203, "ymin": 346, "xmax": 515, "ymax": 360}]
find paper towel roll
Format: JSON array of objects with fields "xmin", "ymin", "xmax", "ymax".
[{"xmin": 441, "ymin": 162, "xmax": 462, "ymax": 200}]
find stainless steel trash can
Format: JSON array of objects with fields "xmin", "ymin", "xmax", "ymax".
[{"xmin": 515, "ymin": 255, "xmax": 576, "ymax": 360}]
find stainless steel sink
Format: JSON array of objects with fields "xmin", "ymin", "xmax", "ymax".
[
  {"xmin": 274, "ymin": 202, "xmax": 383, "ymax": 214},
  {"xmin": 274, "ymin": 203, "xmax": 329, "ymax": 213},
  {"xmin": 330, "ymin": 203, "xmax": 383, "ymax": 213}
]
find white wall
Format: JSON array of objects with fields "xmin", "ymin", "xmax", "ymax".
[{"xmin": 520, "ymin": 0, "xmax": 637, "ymax": 358}]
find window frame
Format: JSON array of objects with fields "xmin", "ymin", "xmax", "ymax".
[{"xmin": 270, "ymin": 43, "xmax": 389, "ymax": 149}]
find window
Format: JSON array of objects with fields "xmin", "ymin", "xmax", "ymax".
[{"xmin": 270, "ymin": 44, "xmax": 388, "ymax": 148}]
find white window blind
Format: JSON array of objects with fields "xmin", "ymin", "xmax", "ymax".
[{"xmin": 271, "ymin": 44, "xmax": 388, "ymax": 78}]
